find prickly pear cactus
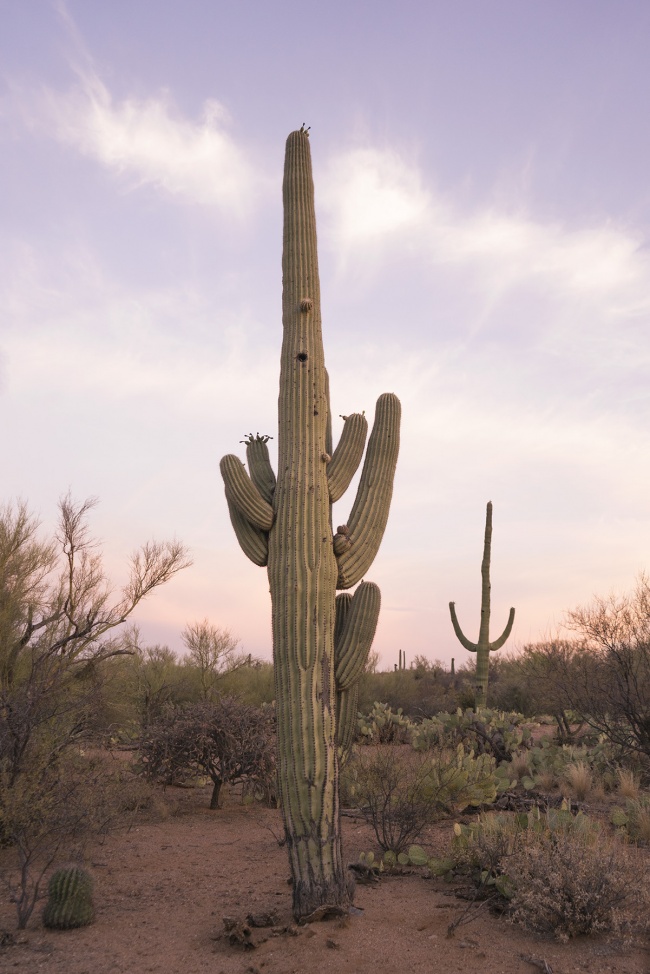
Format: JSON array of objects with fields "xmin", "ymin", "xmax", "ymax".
[
  {"xmin": 42, "ymin": 866, "xmax": 94, "ymax": 930},
  {"xmin": 449, "ymin": 501, "xmax": 515, "ymax": 709},
  {"xmin": 220, "ymin": 130, "xmax": 400, "ymax": 919}
]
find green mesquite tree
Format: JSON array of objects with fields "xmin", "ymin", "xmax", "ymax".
[
  {"xmin": 220, "ymin": 130, "xmax": 400, "ymax": 919},
  {"xmin": 449, "ymin": 501, "xmax": 514, "ymax": 709}
]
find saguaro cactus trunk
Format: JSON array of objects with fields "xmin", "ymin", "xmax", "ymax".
[
  {"xmin": 220, "ymin": 130, "xmax": 400, "ymax": 919},
  {"xmin": 449, "ymin": 501, "xmax": 515, "ymax": 709}
]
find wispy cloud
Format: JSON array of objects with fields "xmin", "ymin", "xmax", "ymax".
[
  {"xmin": 321, "ymin": 145, "xmax": 650, "ymax": 316},
  {"xmin": 43, "ymin": 70, "xmax": 257, "ymax": 211}
]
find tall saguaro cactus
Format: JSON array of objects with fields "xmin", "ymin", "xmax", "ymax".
[
  {"xmin": 449, "ymin": 501, "xmax": 515, "ymax": 709},
  {"xmin": 220, "ymin": 130, "xmax": 400, "ymax": 919}
]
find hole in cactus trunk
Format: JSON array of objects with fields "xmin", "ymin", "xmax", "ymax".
[{"xmin": 297, "ymin": 352, "xmax": 308, "ymax": 362}]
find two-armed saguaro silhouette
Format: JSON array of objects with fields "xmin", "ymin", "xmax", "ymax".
[
  {"xmin": 449, "ymin": 501, "xmax": 515, "ymax": 709},
  {"xmin": 220, "ymin": 130, "xmax": 400, "ymax": 919}
]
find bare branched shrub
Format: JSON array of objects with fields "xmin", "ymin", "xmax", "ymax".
[
  {"xmin": 508, "ymin": 830, "xmax": 649, "ymax": 942},
  {"xmin": 0, "ymin": 752, "xmax": 151, "ymax": 929},
  {"xmin": 138, "ymin": 699, "xmax": 276, "ymax": 809},
  {"xmin": 345, "ymin": 745, "xmax": 497, "ymax": 854},
  {"xmin": 444, "ymin": 808, "xmax": 649, "ymax": 943}
]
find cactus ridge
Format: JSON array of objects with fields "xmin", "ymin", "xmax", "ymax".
[
  {"xmin": 449, "ymin": 501, "xmax": 515, "ymax": 709},
  {"xmin": 219, "ymin": 129, "xmax": 400, "ymax": 919},
  {"xmin": 42, "ymin": 866, "xmax": 94, "ymax": 930}
]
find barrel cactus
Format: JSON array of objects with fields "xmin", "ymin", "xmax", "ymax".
[
  {"xmin": 449, "ymin": 501, "xmax": 515, "ymax": 709},
  {"xmin": 220, "ymin": 130, "xmax": 400, "ymax": 919},
  {"xmin": 42, "ymin": 866, "xmax": 94, "ymax": 929}
]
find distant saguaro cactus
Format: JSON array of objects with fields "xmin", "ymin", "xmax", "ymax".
[
  {"xmin": 449, "ymin": 501, "xmax": 514, "ymax": 709},
  {"xmin": 220, "ymin": 130, "xmax": 400, "ymax": 919}
]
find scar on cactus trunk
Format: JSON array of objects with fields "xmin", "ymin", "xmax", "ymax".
[
  {"xmin": 449, "ymin": 501, "xmax": 514, "ymax": 710},
  {"xmin": 220, "ymin": 130, "xmax": 400, "ymax": 920}
]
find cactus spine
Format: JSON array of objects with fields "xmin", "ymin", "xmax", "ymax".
[
  {"xmin": 220, "ymin": 131, "xmax": 400, "ymax": 919},
  {"xmin": 449, "ymin": 501, "xmax": 514, "ymax": 709},
  {"xmin": 42, "ymin": 866, "xmax": 94, "ymax": 929}
]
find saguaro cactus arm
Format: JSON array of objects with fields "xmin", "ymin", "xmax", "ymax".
[
  {"xmin": 327, "ymin": 413, "xmax": 368, "ymax": 502},
  {"xmin": 243, "ymin": 434, "xmax": 276, "ymax": 504},
  {"xmin": 333, "ymin": 587, "xmax": 380, "ymax": 763},
  {"xmin": 220, "ymin": 455, "xmax": 274, "ymax": 530},
  {"xmin": 335, "ymin": 581, "xmax": 380, "ymax": 690},
  {"xmin": 335, "ymin": 392, "xmax": 401, "ymax": 589},
  {"xmin": 489, "ymin": 606, "xmax": 515, "ymax": 650},
  {"xmin": 448, "ymin": 601, "xmax": 478, "ymax": 652},
  {"xmin": 225, "ymin": 495, "xmax": 269, "ymax": 567}
]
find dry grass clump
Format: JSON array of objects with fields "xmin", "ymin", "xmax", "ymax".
[
  {"xmin": 563, "ymin": 760, "xmax": 593, "ymax": 801},
  {"xmin": 508, "ymin": 750, "xmax": 531, "ymax": 780},
  {"xmin": 616, "ymin": 768, "xmax": 641, "ymax": 799},
  {"xmin": 625, "ymin": 798, "xmax": 650, "ymax": 844},
  {"xmin": 534, "ymin": 769, "xmax": 558, "ymax": 792},
  {"xmin": 507, "ymin": 829, "xmax": 649, "ymax": 942}
]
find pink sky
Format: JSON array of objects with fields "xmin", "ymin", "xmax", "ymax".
[{"xmin": 2, "ymin": 1, "xmax": 649, "ymax": 668}]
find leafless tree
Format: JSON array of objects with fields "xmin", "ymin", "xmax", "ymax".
[
  {"xmin": 0, "ymin": 495, "xmax": 190, "ymax": 927},
  {"xmin": 181, "ymin": 619, "xmax": 246, "ymax": 699},
  {"xmin": 522, "ymin": 575, "xmax": 650, "ymax": 761},
  {"xmin": 0, "ymin": 495, "xmax": 191, "ymax": 784}
]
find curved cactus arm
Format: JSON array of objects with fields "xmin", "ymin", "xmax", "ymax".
[
  {"xmin": 327, "ymin": 413, "xmax": 368, "ymax": 503},
  {"xmin": 244, "ymin": 435, "xmax": 276, "ymax": 504},
  {"xmin": 448, "ymin": 601, "xmax": 478, "ymax": 652},
  {"xmin": 489, "ymin": 606, "xmax": 516, "ymax": 651},
  {"xmin": 225, "ymin": 494, "xmax": 268, "ymax": 566},
  {"xmin": 220, "ymin": 454, "xmax": 274, "ymax": 530},
  {"xmin": 335, "ymin": 393, "xmax": 401, "ymax": 589},
  {"xmin": 334, "ymin": 581, "xmax": 381, "ymax": 690}
]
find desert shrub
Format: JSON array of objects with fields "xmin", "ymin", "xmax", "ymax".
[
  {"xmin": 508, "ymin": 829, "xmax": 648, "ymax": 941},
  {"xmin": 432, "ymin": 805, "xmax": 649, "ymax": 941},
  {"xmin": 522, "ymin": 576, "xmax": 650, "ymax": 763},
  {"xmin": 0, "ymin": 751, "xmax": 143, "ymax": 929},
  {"xmin": 344, "ymin": 744, "xmax": 499, "ymax": 854},
  {"xmin": 218, "ymin": 660, "xmax": 275, "ymax": 707},
  {"xmin": 357, "ymin": 662, "xmax": 461, "ymax": 718},
  {"xmin": 138, "ymin": 698, "xmax": 276, "ymax": 809},
  {"xmin": 611, "ymin": 795, "xmax": 650, "ymax": 844}
]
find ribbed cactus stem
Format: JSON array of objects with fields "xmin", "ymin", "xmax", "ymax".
[
  {"xmin": 42, "ymin": 866, "xmax": 94, "ymax": 930},
  {"xmin": 219, "ymin": 130, "xmax": 400, "ymax": 920},
  {"xmin": 449, "ymin": 501, "xmax": 515, "ymax": 709}
]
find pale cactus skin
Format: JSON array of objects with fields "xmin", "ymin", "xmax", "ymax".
[
  {"xmin": 220, "ymin": 130, "xmax": 400, "ymax": 918},
  {"xmin": 449, "ymin": 501, "xmax": 515, "ymax": 709}
]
